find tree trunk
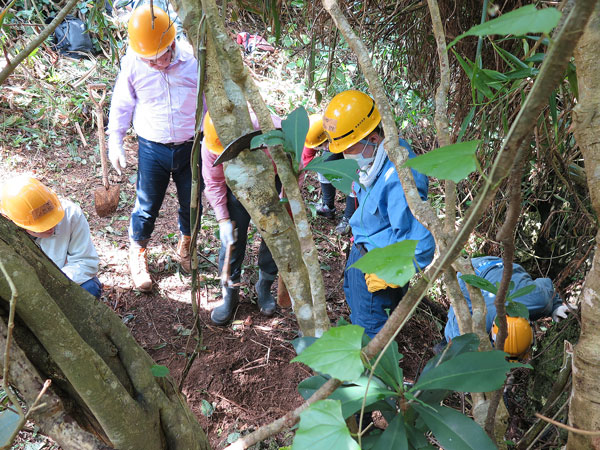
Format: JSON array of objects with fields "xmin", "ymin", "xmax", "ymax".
[
  {"xmin": 568, "ymin": 4, "xmax": 600, "ymax": 449},
  {"xmin": 0, "ymin": 217, "xmax": 210, "ymax": 450}
]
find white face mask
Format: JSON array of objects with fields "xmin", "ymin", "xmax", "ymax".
[{"xmin": 344, "ymin": 140, "xmax": 376, "ymax": 169}]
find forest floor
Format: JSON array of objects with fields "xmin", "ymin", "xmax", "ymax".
[
  {"xmin": 1, "ymin": 127, "xmax": 446, "ymax": 448},
  {"xmin": 1, "ymin": 27, "xmax": 580, "ymax": 450}
]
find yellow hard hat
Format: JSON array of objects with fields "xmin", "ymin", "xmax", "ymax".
[
  {"xmin": 322, "ymin": 90, "xmax": 381, "ymax": 153},
  {"xmin": 305, "ymin": 114, "xmax": 327, "ymax": 149},
  {"xmin": 128, "ymin": 4, "xmax": 176, "ymax": 58},
  {"xmin": 492, "ymin": 316, "xmax": 533, "ymax": 358},
  {"xmin": 202, "ymin": 112, "xmax": 224, "ymax": 155},
  {"xmin": 0, "ymin": 176, "xmax": 64, "ymax": 233}
]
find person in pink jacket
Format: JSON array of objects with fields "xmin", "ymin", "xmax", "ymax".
[{"xmin": 201, "ymin": 112, "xmax": 282, "ymax": 325}]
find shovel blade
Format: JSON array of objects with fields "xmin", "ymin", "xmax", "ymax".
[
  {"xmin": 94, "ymin": 185, "xmax": 120, "ymax": 218},
  {"xmin": 213, "ymin": 130, "xmax": 264, "ymax": 167}
]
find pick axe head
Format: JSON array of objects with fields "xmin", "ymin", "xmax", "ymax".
[{"xmin": 213, "ymin": 130, "xmax": 263, "ymax": 167}]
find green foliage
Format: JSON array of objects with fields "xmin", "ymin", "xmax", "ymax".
[
  {"xmin": 460, "ymin": 274, "xmax": 536, "ymax": 320},
  {"xmin": 281, "ymin": 106, "xmax": 310, "ymax": 164},
  {"xmin": 292, "ymin": 400, "xmax": 360, "ymax": 450},
  {"xmin": 412, "ymin": 403, "xmax": 496, "ymax": 450},
  {"xmin": 349, "ymin": 241, "xmax": 418, "ymax": 287},
  {"xmin": 401, "ymin": 141, "xmax": 480, "ymax": 183},
  {"xmin": 303, "ymin": 155, "xmax": 360, "ymax": 194},
  {"xmin": 449, "ymin": 5, "xmax": 561, "ymax": 48},
  {"xmin": 0, "ymin": 408, "xmax": 21, "ymax": 447},
  {"xmin": 292, "ymin": 325, "xmax": 365, "ymax": 382},
  {"xmin": 410, "ymin": 351, "xmax": 529, "ymax": 392},
  {"xmin": 294, "ymin": 329, "xmax": 526, "ymax": 449},
  {"xmin": 150, "ymin": 364, "xmax": 170, "ymax": 377}
]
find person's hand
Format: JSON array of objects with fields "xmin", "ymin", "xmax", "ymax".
[
  {"xmin": 219, "ymin": 219, "xmax": 235, "ymax": 247},
  {"xmin": 108, "ymin": 137, "xmax": 126, "ymax": 175},
  {"xmin": 552, "ymin": 304, "xmax": 574, "ymax": 322},
  {"xmin": 364, "ymin": 273, "xmax": 399, "ymax": 293}
]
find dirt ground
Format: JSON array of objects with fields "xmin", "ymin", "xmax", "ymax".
[{"xmin": 0, "ymin": 123, "xmax": 445, "ymax": 449}]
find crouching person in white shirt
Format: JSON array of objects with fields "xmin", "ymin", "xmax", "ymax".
[{"xmin": 0, "ymin": 175, "xmax": 102, "ymax": 298}]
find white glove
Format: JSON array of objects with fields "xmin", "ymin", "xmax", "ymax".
[
  {"xmin": 108, "ymin": 135, "xmax": 126, "ymax": 175},
  {"xmin": 552, "ymin": 304, "xmax": 572, "ymax": 322},
  {"xmin": 219, "ymin": 219, "xmax": 235, "ymax": 246}
]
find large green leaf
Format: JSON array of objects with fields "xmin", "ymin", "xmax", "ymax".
[
  {"xmin": 303, "ymin": 155, "xmax": 360, "ymax": 195},
  {"xmin": 460, "ymin": 274, "xmax": 497, "ymax": 294},
  {"xmin": 449, "ymin": 5, "xmax": 561, "ymax": 48},
  {"xmin": 292, "ymin": 325, "xmax": 365, "ymax": 382},
  {"xmin": 292, "ymin": 400, "xmax": 360, "ymax": 450},
  {"xmin": 401, "ymin": 141, "xmax": 479, "ymax": 183},
  {"xmin": 413, "ymin": 404, "xmax": 496, "ymax": 450},
  {"xmin": 298, "ymin": 375, "xmax": 396, "ymax": 419},
  {"xmin": 411, "ymin": 351, "xmax": 530, "ymax": 393},
  {"xmin": 0, "ymin": 408, "xmax": 22, "ymax": 446},
  {"xmin": 282, "ymin": 106, "xmax": 310, "ymax": 164},
  {"xmin": 417, "ymin": 334, "xmax": 481, "ymax": 404},
  {"xmin": 350, "ymin": 241, "xmax": 418, "ymax": 287},
  {"xmin": 370, "ymin": 339, "xmax": 404, "ymax": 391},
  {"xmin": 371, "ymin": 413, "xmax": 409, "ymax": 450},
  {"xmin": 505, "ymin": 300, "xmax": 530, "ymax": 320},
  {"xmin": 507, "ymin": 284, "xmax": 536, "ymax": 301},
  {"xmin": 250, "ymin": 129, "xmax": 285, "ymax": 149}
]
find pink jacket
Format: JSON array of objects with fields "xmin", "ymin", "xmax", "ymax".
[{"xmin": 202, "ymin": 113, "xmax": 282, "ymax": 221}]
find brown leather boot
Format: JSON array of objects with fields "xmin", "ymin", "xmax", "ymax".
[
  {"xmin": 176, "ymin": 234, "xmax": 192, "ymax": 273},
  {"xmin": 129, "ymin": 246, "xmax": 152, "ymax": 292}
]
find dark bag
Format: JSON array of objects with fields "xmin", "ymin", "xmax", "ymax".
[{"xmin": 48, "ymin": 15, "xmax": 93, "ymax": 58}]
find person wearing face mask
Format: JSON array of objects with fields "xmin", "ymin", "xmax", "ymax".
[
  {"xmin": 322, "ymin": 90, "xmax": 435, "ymax": 337},
  {"xmin": 107, "ymin": 4, "xmax": 204, "ymax": 292},
  {"xmin": 301, "ymin": 114, "xmax": 357, "ymax": 235}
]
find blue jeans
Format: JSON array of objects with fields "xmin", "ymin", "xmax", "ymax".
[
  {"xmin": 344, "ymin": 244, "xmax": 407, "ymax": 338},
  {"xmin": 130, "ymin": 137, "xmax": 202, "ymax": 243},
  {"xmin": 81, "ymin": 276, "xmax": 102, "ymax": 299},
  {"xmin": 218, "ymin": 189, "xmax": 277, "ymax": 282}
]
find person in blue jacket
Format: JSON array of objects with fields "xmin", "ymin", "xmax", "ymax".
[
  {"xmin": 444, "ymin": 256, "xmax": 572, "ymax": 343},
  {"xmin": 322, "ymin": 90, "xmax": 436, "ymax": 337}
]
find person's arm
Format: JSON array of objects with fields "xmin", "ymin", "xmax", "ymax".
[
  {"xmin": 62, "ymin": 206, "xmax": 99, "ymax": 285},
  {"xmin": 107, "ymin": 54, "xmax": 137, "ymax": 156},
  {"xmin": 201, "ymin": 145, "xmax": 230, "ymax": 221}
]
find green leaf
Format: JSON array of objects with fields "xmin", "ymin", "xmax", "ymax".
[
  {"xmin": 292, "ymin": 400, "xmax": 360, "ymax": 450},
  {"xmin": 298, "ymin": 375, "xmax": 396, "ymax": 419},
  {"xmin": 292, "ymin": 325, "xmax": 365, "ymax": 382},
  {"xmin": 0, "ymin": 0, "xmax": 16, "ymax": 29},
  {"xmin": 402, "ymin": 141, "xmax": 479, "ymax": 183},
  {"xmin": 413, "ymin": 404, "xmax": 496, "ymax": 450},
  {"xmin": 448, "ymin": 5, "xmax": 561, "ymax": 48},
  {"xmin": 350, "ymin": 241, "xmax": 418, "ymax": 287},
  {"xmin": 504, "ymin": 67, "xmax": 538, "ymax": 80},
  {"xmin": 493, "ymin": 45, "xmax": 529, "ymax": 70},
  {"xmin": 460, "ymin": 274, "xmax": 498, "ymax": 294},
  {"xmin": 411, "ymin": 351, "xmax": 529, "ymax": 393},
  {"xmin": 371, "ymin": 413, "xmax": 409, "ymax": 450},
  {"xmin": 453, "ymin": 51, "xmax": 474, "ymax": 79},
  {"xmin": 505, "ymin": 301, "xmax": 530, "ymax": 320},
  {"xmin": 150, "ymin": 364, "xmax": 170, "ymax": 377},
  {"xmin": 200, "ymin": 399, "xmax": 215, "ymax": 417},
  {"xmin": 457, "ymin": 107, "xmax": 476, "ymax": 143},
  {"xmin": 303, "ymin": 155, "xmax": 360, "ymax": 195},
  {"xmin": 0, "ymin": 408, "xmax": 22, "ymax": 447},
  {"xmin": 507, "ymin": 284, "xmax": 537, "ymax": 302},
  {"xmin": 250, "ymin": 129, "xmax": 285, "ymax": 149},
  {"xmin": 367, "ymin": 336, "xmax": 404, "ymax": 391},
  {"xmin": 416, "ymin": 334, "xmax": 481, "ymax": 404},
  {"xmin": 282, "ymin": 106, "xmax": 310, "ymax": 164},
  {"xmin": 291, "ymin": 336, "xmax": 318, "ymax": 356}
]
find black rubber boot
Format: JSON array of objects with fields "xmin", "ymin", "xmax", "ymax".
[
  {"xmin": 255, "ymin": 271, "xmax": 276, "ymax": 316},
  {"xmin": 211, "ymin": 287, "xmax": 239, "ymax": 325}
]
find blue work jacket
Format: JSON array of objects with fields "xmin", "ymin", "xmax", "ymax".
[
  {"xmin": 444, "ymin": 256, "xmax": 564, "ymax": 340},
  {"xmin": 349, "ymin": 139, "xmax": 435, "ymax": 271}
]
